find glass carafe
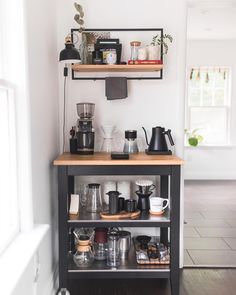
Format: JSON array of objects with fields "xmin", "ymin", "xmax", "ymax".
[
  {"xmin": 73, "ymin": 235, "xmax": 94, "ymax": 268},
  {"xmin": 86, "ymin": 183, "xmax": 102, "ymax": 213}
]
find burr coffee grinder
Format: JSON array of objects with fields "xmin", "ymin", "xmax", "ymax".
[{"xmin": 70, "ymin": 103, "xmax": 95, "ymax": 154}]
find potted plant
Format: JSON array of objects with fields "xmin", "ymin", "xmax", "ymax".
[
  {"xmin": 184, "ymin": 128, "xmax": 203, "ymax": 147},
  {"xmin": 148, "ymin": 34, "xmax": 173, "ymax": 60}
]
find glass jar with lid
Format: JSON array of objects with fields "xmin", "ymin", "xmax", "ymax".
[
  {"xmin": 94, "ymin": 227, "xmax": 108, "ymax": 261},
  {"xmin": 130, "ymin": 41, "xmax": 141, "ymax": 61}
]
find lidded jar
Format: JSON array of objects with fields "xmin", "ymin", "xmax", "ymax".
[
  {"xmin": 86, "ymin": 183, "xmax": 102, "ymax": 213},
  {"xmin": 94, "ymin": 228, "xmax": 108, "ymax": 261},
  {"xmin": 73, "ymin": 235, "xmax": 94, "ymax": 268},
  {"xmin": 130, "ymin": 41, "xmax": 141, "ymax": 61}
]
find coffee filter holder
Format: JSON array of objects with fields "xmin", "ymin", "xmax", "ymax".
[{"xmin": 135, "ymin": 180, "xmax": 154, "ymax": 187}]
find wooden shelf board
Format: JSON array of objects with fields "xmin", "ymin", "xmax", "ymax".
[
  {"xmin": 72, "ymin": 64, "xmax": 163, "ymax": 72},
  {"xmin": 53, "ymin": 152, "xmax": 184, "ymax": 166}
]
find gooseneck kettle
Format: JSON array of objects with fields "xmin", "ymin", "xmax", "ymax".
[{"xmin": 142, "ymin": 126, "xmax": 174, "ymax": 155}]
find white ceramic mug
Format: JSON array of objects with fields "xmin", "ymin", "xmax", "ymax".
[
  {"xmin": 147, "ymin": 45, "xmax": 159, "ymax": 60},
  {"xmin": 150, "ymin": 197, "xmax": 169, "ymax": 213}
]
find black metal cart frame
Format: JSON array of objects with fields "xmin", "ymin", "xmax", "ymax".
[{"xmin": 57, "ymin": 164, "xmax": 180, "ymax": 295}]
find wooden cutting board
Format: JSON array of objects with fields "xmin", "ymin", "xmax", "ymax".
[{"xmin": 100, "ymin": 210, "xmax": 141, "ymax": 220}]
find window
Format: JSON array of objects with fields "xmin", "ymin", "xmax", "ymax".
[
  {"xmin": 186, "ymin": 67, "xmax": 231, "ymax": 145},
  {"xmin": 0, "ymin": 0, "xmax": 33, "ymax": 255},
  {"xmin": 0, "ymin": 82, "xmax": 19, "ymax": 254}
]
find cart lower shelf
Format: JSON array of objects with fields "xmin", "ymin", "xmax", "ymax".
[{"xmin": 67, "ymin": 249, "xmax": 170, "ymax": 279}]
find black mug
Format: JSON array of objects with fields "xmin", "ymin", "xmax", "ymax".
[{"xmin": 125, "ymin": 199, "xmax": 137, "ymax": 213}]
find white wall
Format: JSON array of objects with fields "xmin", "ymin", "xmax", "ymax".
[
  {"xmin": 185, "ymin": 40, "xmax": 236, "ymax": 179},
  {"xmin": 12, "ymin": 0, "xmax": 60, "ymax": 293},
  {"xmin": 58, "ymin": 0, "xmax": 186, "ymax": 157}
]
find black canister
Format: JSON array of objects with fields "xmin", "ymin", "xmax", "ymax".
[
  {"xmin": 125, "ymin": 199, "xmax": 137, "ymax": 212},
  {"xmin": 118, "ymin": 197, "xmax": 125, "ymax": 212},
  {"xmin": 107, "ymin": 191, "xmax": 121, "ymax": 214}
]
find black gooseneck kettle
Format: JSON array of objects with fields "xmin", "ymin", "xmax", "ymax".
[{"xmin": 142, "ymin": 126, "xmax": 175, "ymax": 154}]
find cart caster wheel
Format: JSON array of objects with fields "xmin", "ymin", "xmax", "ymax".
[{"xmin": 58, "ymin": 288, "xmax": 70, "ymax": 295}]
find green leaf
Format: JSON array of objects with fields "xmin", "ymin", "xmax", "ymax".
[
  {"xmin": 74, "ymin": 14, "xmax": 80, "ymax": 24},
  {"xmin": 78, "ymin": 19, "xmax": 84, "ymax": 25},
  {"xmin": 196, "ymin": 135, "xmax": 203, "ymax": 143},
  {"xmin": 74, "ymin": 2, "xmax": 83, "ymax": 14}
]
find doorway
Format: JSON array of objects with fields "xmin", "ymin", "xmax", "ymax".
[{"xmin": 184, "ymin": 1, "xmax": 236, "ymax": 267}]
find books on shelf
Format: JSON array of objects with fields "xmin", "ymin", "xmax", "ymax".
[{"xmin": 128, "ymin": 60, "xmax": 163, "ymax": 65}]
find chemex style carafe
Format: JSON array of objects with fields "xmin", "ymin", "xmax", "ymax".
[{"xmin": 142, "ymin": 126, "xmax": 174, "ymax": 155}]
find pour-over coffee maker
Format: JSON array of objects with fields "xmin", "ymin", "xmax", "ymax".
[
  {"xmin": 76, "ymin": 103, "xmax": 95, "ymax": 154},
  {"xmin": 135, "ymin": 180, "xmax": 156, "ymax": 212}
]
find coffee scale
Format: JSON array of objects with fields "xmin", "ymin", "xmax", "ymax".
[{"xmin": 70, "ymin": 103, "xmax": 95, "ymax": 154}]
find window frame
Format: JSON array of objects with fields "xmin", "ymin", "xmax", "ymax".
[{"xmin": 0, "ymin": 80, "xmax": 20, "ymax": 255}]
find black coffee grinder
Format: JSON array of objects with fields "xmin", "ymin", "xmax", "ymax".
[{"xmin": 70, "ymin": 103, "xmax": 95, "ymax": 154}]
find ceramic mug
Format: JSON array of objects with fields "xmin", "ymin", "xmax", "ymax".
[{"xmin": 150, "ymin": 197, "xmax": 169, "ymax": 213}]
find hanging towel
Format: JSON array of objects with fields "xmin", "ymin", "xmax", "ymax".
[{"xmin": 105, "ymin": 77, "xmax": 128, "ymax": 100}]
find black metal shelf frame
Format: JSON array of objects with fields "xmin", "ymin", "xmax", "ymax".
[
  {"xmin": 57, "ymin": 164, "xmax": 181, "ymax": 295},
  {"xmin": 71, "ymin": 28, "xmax": 164, "ymax": 80}
]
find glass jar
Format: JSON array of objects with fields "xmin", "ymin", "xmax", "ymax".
[
  {"xmin": 86, "ymin": 183, "xmax": 102, "ymax": 213},
  {"xmin": 94, "ymin": 228, "xmax": 108, "ymax": 261},
  {"xmin": 73, "ymin": 235, "xmax": 94, "ymax": 268},
  {"xmin": 130, "ymin": 41, "xmax": 141, "ymax": 61},
  {"xmin": 107, "ymin": 229, "xmax": 120, "ymax": 267}
]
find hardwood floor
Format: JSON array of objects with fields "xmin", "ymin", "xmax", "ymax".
[{"xmin": 68, "ymin": 269, "xmax": 236, "ymax": 295}]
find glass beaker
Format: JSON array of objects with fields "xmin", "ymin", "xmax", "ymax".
[
  {"xmin": 86, "ymin": 183, "xmax": 102, "ymax": 213},
  {"xmin": 107, "ymin": 229, "xmax": 120, "ymax": 267}
]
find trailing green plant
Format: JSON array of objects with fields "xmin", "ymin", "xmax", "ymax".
[
  {"xmin": 151, "ymin": 34, "xmax": 173, "ymax": 56},
  {"xmin": 184, "ymin": 128, "xmax": 203, "ymax": 147},
  {"xmin": 74, "ymin": 2, "xmax": 85, "ymax": 32}
]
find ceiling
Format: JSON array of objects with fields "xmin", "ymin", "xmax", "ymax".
[{"xmin": 187, "ymin": 0, "xmax": 236, "ymax": 40}]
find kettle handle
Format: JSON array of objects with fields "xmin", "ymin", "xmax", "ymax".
[
  {"xmin": 142, "ymin": 127, "xmax": 149, "ymax": 146},
  {"xmin": 165, "ymin": 129, "xmax": 175, "ymax": 146}
]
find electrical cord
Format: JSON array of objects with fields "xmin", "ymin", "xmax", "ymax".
[{"xmin": 63, "ymin": 74, "xmax": 67, "ymax": 152}]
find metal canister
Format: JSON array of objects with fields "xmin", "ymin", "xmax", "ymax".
[{"xmin": 118, "ymin": 230, "xmax": 131, "ymax": 260}]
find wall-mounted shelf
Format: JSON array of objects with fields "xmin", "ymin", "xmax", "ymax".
[
  {"xmin": 71, "ymin": 28, "xmax": 164, "ymax": 80},
  {"xmin": 72, "ymin": 64, "xmax": 163, "ymax": 73}
]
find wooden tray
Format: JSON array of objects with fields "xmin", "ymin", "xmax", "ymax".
[{"xmin": 100, "ymin": 210, "xmax": 140, "ymax": 220}]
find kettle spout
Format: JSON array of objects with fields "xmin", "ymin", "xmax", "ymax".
[{"xmin": 142, "ymin": 127, "xmax": 149, "ymax": 146}]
